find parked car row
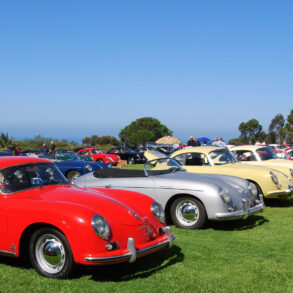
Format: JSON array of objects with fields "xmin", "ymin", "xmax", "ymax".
[{"xmin": 0, "ymin": 143, "xmax": 292, "ymax": 279}]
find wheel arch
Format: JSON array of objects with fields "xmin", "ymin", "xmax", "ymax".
[
  {"xmin": 247, "ymin": 179, "xmax": 263, "ymax": 195},
  {"xmin": 164, "ymin": 193, "xmax": 207, "ymax": 225},
  {"xmin": 19, "ymin": 223, "xmax": 65, "ymax": 259}
]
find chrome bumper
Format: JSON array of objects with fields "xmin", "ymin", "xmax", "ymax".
[
  {"xmin": 84, "ymin": 226, "xmax": 174, "ymax": 264},
  {"xmin": 215, "ymin": 195, "xmax": 265, "ymax": 220},
  {"xmin": 267, "ymin": 186, "xmax": 293, "ymax": 197}
]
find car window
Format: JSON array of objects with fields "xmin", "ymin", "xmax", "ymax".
[
  {"xmin": 0, "ymin": 163, "xmax": 67, "ymax": 194},
  {"xmin": 185, "ymin": 153, "xmax": 209, "ymax": 166},
  {"xmin": 208, "ymin": 149, "xmax": 237, "ymax": 165},
  {"xmin": 234, "ymin": 150, "xmax": 257, "ymax": 161},
  {"xmin": 256, "ymin": 147, "xmax": 276, "ymax": 160}
]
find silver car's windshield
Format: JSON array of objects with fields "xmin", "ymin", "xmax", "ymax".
[
  {"xmin": 0, "ymin": 163, "xmax": 68, "ymax": 194},
  {"xmin": 144, "ymin": 158, "xmax": 184, "ymax": 176},
  {"xmin": 208, "ymin": 149, "xmax": 237, "ymax": 165}
]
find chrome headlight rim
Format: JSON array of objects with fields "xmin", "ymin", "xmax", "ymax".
[
  {"xmin": 270, "ymin": 171, "xmax": 279, "ymax": 185},
  {"xmin": 85, "ymin": 163, "xmax": 93, "ymax": 172},
  {"xmin": 248, "ymin": 182, "xmax": 258, "ymax": 197},
  {"xmin": 92, "ymin": 214, "xmax": 111, "ymax": 240},
  {"xmin": 151, "ymin": 202, "xmax": 165, "ymax": 224},
  {"xmin": 219, "ymin": 187, "xmax": 232, "ymax": 205}
]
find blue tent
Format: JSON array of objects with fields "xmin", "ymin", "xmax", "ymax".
[{"xmin": 198, "ymin": 137, "xmax": 213, "ymax": 143}]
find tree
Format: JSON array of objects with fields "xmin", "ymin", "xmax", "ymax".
[
  {"xmin": 82, "ymin": 135, "xmax": 120, "ymax": 146},
  {"xmin": 238, "ymin": 119, "xmax": 265, "ymax": 144},
  {"xmin": 285, "ymin": 109, "xmax": 293, "ymax": 144},
  {"xmin": 268, "ymin": 114, "xmax": 286, "ymax": 144},
  {"xmin": 119, "ymin": 117, "xmax": 172, "ymax": 147},
  {"xmin": 0, "ymin": 132, "xmax": 14, "ymax": 148}
]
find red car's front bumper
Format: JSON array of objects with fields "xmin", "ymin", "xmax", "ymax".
[{"xmin": 84, "ymin": 227, "xmax": 174, "ymax": 264}]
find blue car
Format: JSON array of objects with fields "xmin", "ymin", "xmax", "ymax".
[
  {"xmin": 55, "ymin": 159, "xmax": 109, "ymax": 181},
  {"xmin": 21, "ymin": 149, "xmax": 110, "ymax": 181}
]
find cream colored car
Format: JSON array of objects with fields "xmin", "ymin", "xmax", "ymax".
[
  {"xmin": 230, "ymin": 145, "xmax": 293, "ymax": 179},
  {"xmin": 144, "ymin": 146, "xmax": 293, "ymax": 199}
]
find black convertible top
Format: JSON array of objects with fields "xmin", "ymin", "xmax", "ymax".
[{"xmin": 94, "ymin": 168, "xmax": 146, "ymax": 178}]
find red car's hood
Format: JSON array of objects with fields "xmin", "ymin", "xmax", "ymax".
[{"xmin": 21, "ymin": 185, "xmax": 144, "ymax": 226}]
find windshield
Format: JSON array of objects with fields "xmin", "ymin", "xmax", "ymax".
[
  {"xmin": 55, "ymin": 150, "xmax": 78, "ymax": 160},
  {"xmin": 256, "ymin": 147, "xmax": 277, "ymax": 160},
  {"xmin": 0, "ymin": 163, "xmax": 68, "ymax": 194},
  {"xmin": 208, "ymin": 149, "xmax": 237, "ymax": 165},
  {"xmin": 92, "ymin": 149, "xmax": 102, "ymax": 154},
  {"xmin": 144, "ymin": 158, "xmax": 183, "ymax": 176}
]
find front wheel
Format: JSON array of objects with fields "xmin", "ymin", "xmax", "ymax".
[
  {"xmin": 29, "ymin": 228, "xmax": 75, "ymax": 278},
  {"xmin": 170, "ymin": 197, "xmax": 207, "ymax": 229},
  {"xmin": 96, "ymin": 159, "xmax": 104, "ymax": 163}
]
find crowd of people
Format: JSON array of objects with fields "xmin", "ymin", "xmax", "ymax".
[
  {"xmin": 187, "ymin": 136, "xmax": 226, "ymax": 147},
  {"xmin": 6, "ymin": 141, "xmax": 56, "ymax": 156}
]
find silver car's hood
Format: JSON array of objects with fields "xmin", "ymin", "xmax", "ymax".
[{"xmin": 75, "ymin": 170, "xmax": 252, "ymax": 203}]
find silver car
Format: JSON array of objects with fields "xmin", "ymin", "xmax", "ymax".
[{"xmin": 75, "ymin": 158, "xmax": 264, "ymax": 229}]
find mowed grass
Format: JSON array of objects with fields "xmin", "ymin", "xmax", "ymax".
[{"xmin": 1, "ymin": 165, "xmax": 293, "ymax": 292}]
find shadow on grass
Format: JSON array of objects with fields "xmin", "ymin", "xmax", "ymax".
[
  {"xmin": 264, "ymin": 197, "xmax": 293, "ymax": 208},
  {"xmin": 74, "ymin": 245, "xmax": 183, "ymax": 281},
  {"xmin": 0, "ymin": 245, "xmax": 183, "ymax": 281},
  {"xmin": 206, "ymin": 214, "xmax": 269, "ymax": 231}
]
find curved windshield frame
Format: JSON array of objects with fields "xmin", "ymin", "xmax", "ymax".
[
  {"xmin": 255, "ymin": 147, "xmax": 277, "ymax": 160},
  {"xmin": 0, "ymin": 163, "xmax": 68, "ymax": 194},
  {"xmin": 208, "ymin": 149, "xmax": 238, "ymax": 165},
  {"xmin": 144, "ymin": 158, "xmax": 184, "ymax": 176}
]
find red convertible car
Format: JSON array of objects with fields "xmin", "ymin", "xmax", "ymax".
[
  {"xmin": 0, "ymin": 156, "xmax": 174, "ymax": 278},
  {"xmin": 76, "ymin": 148, "xmax": 119, "ymax": 165}
]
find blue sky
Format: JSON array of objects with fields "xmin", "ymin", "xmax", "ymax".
[{"xmin": 0, "ymin": 0, "xmax": 292, "ymax": 144}]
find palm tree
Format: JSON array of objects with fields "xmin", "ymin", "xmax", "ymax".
[{"xmin": 0, "ymin": 132, "xmax": 13, "ymax": 148}]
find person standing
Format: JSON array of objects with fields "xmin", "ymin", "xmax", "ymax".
[
  {"xmin": 194, "ymin": 137, "xmax": 201, "ymax": 146},
  {"xmin": 15, "ymin": 145, "xmax": 21, "ymax": 156},
  {"xmin": 187, "ymin": 136, "xmax": 196, "ymax": 146},
  {"xmin": 40, "ymin": 143, "xmax": 49, "ymax": 156},
  {"xmin": 50, "ymin": 141, "xmax": 56, "ymax": 151},
  {"xmin": 7, "ymin": 145, "xmax": 13, "ymax": 155}
]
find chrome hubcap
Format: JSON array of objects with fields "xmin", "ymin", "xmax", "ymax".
[
  {"xmin": 176, "ymin": 200, "xmax": 199, "ymax": 226},
  {"xmin": 35, "ymin": 234, "xmax": 66, "ymax": 274}
]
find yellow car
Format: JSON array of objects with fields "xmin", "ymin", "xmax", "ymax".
[
  {"xmin": 144, "ymin": 146, "xmax": 293, "ymax": 199},
  {"xmin": 230, "ymin": 145, "xmax": 293, "ymax": 179}
]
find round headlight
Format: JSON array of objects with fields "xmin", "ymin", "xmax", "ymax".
[
  {"xmin": 85, "ymin": 164, "xmax": 93, "ymax": 172},
  {"xmin": 151, "ymin": 202, "xmax": 165, "ymax": 224},
  {"xmin": 290, "ymin": 168, "xmax": 293, "ymax": 178},
  {"xmin": 248, "ymin": 182, "xmax": 258, "ymax": 197},
  {"xmin": 92, "ymin": 214, "xmax": 111, "ymax": 240},
  {"xmin": 219, "ymin": 187, "xmax": 232, "ymax": 204},
  {"xmin": 270, "ymin": 171, "xmax": 279, "ymax": 185}
]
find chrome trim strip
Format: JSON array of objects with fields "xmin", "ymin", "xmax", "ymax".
[
  {"xmin": 84, "ymin": 228, "xmax": 175, "ymax": 264},
  {"xmin": 267, "ymin": 189, "xmax": 292, "ymax": 196},
  {"xmin": 0, "ymin": 250, "xmax": 16, "ymax": 257}
]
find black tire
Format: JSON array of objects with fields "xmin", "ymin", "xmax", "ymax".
[
  {"xmin": 127, "ymin": 157, "xmax": 135, "ymax": 165},
  {"xmin": 29, "ymin": 228, "xmax": 75, "ymax": 278},
  {"xmin": 170, "ymin": 196, "xmax": 207, "ymax": 229},
  {"xmin": 96, "ymin": 159, "xmax": 104, "ymax": 163},
  {"xmin": 66, "ymin": 170, "xmax": 81, "ymax": 181}
]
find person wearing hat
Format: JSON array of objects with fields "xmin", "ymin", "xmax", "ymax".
[{"xmin": 187, "ymin": 136, "xmax": 196, "ymax": 146}]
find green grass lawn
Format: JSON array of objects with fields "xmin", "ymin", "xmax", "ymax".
[{"xmin": 1, "ymin": 166, "xmax": 293, "ymax": 292}]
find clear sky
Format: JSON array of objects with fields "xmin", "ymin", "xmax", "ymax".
[{"xmin": 1, "ymin": 0, "xmax": 292, "ymax": 144}]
